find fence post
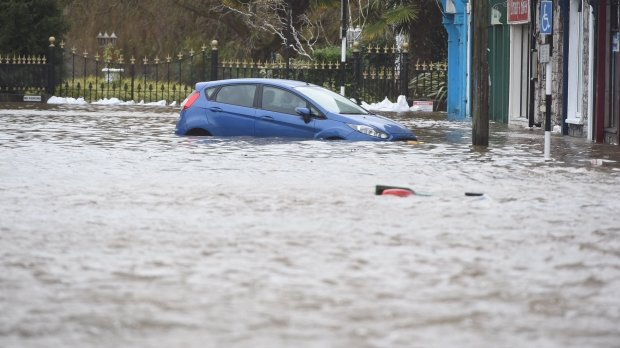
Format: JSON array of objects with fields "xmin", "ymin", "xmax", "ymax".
[
  {"xmin": 59, "ymin": 40, "xmax": 65, "ymax": 97},
  {"xmin": 82, "ymin": 49, "xmax": 88, "ymax": 100},
  {"xmin": 201, "ymin": 43, "xmax": 207, "ymax": 81},
  {"xmin": 71, "ymin": 46, "xmax": 76, "ymax": 97},
  {"xmin": 143, "ymin": 57, "xmax": 148, "ymax": 102},
  {"xmin": 47, "ymin": 36, "xmax": 56, "ymax": 96},
  {"xmin": 400, "ymin": 42, "xmax": 409, "ymax": 100},
  {"xmin": 177, "ymin": 53, "xmax": 183, "ymax": 100},
  {"xmin": 210, "ymin": 40, "xmax": 218, "ymax": 81},
  {"xmin": 130, "ymin": 56, "xmax": 135, "ymax": 101},
  {"xmin": 189, "ymin": 49, "xmax": 194, "ymax": 84},
  {"xmin": 352, "ymin": 41, "xmax": 361, "ymax": 104},
  {"xmin": 94, "ymin": 53, "xmax": 99, "ymax": 101}
]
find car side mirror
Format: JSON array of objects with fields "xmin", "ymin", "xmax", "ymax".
[{"xmin": 295, "ymin": 107, "xmax": 312, "ymax": 123}]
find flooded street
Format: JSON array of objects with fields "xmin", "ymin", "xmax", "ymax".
[{"xmin": 1, "ymin": 104, "xmax": 619, "ymax": 348}]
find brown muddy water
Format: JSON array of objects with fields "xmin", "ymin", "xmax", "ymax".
[{"xmin": 1, "ymin": 104, "xmax": 620, "ymax": 348}]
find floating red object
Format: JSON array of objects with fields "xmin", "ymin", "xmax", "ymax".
[{"xmin": 381, "ymin": 188, "xmax": 414, "ymax": 197}]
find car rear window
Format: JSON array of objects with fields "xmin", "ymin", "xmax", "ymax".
[{"xmin": 215, "ymin": 84, "xmax": 257, "ymax": 108}]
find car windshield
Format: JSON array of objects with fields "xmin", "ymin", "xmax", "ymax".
[{"xmin": 295, "ymin": 86, "xmax": 369, "ymax": 115}]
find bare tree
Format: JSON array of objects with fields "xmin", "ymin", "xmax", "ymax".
[{"xmin": 211, "ymin": 0, "xmax": 323, "ymax": 59}]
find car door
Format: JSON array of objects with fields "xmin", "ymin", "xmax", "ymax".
[
  {"xmin": 255, "ymin": 86, "xmax": 316, "ymax": 138},
  {"xmin": 207, "ymin": 84, "xmax": 257, "ymax": 136}
]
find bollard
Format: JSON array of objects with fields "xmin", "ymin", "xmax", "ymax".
[{"xmin": 544, "ymin": 60, "xmax": 551, "ymax": 160}]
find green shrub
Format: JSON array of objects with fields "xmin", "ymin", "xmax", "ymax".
[
  {"xmin": 312, "ymin": 46, "xmax": 349, "ymax": 63},
  {"xmin": 408, "ymin": 70, "xmax": 447, "ymax": 105},
  {"xmin": 55, "ymin": 76, "xmax": 192, "ymax": 103}
]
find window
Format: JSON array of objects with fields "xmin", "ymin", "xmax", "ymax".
[
  {"xmin": 296, "ymin": 86, "xmax": 369, "ymax": 115},
  {"xmin": 261, "ymin": 86, "xmax": 307, "ymax": 115},
  {"xmin": 215, "ymin": 84, "xmax": 257, "ymax": 107},
  {"xmin": 205, "ymin": 87, "xmax": 217, "ymax": 100},
  {"xmin": 309, "ymin": 105, "xmax": 323, "ymax": 117}
]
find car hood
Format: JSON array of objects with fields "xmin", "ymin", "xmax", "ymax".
[{"xmin": 329, "ymin": 113, "xmax": 412, "ymax": 134}]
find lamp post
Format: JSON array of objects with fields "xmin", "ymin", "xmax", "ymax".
[
  {"xmin": 340, "ymin": 0, "xmax": 348, "ymax": 95},
  {"xmin": 97, "ymin": 31, "xmax": 121, "ymax": 86},
  {"xmin": 283, "ymin": 0, "xmax": 292, "ymax": 79},
  {"xmin": 340, "ymin": 0, "xmax": 348, "ymax": 60}
]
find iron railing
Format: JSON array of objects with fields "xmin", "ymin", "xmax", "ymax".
[
  {"xmin": 0, "ymin": 54, "xmax": 50, "ymax": 100},
  {"xmin": 0, "ymin": 37, "xmax": 447, "ymax": 109}
]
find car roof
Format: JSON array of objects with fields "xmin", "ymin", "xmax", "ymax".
[{"xmin": 195, "ymin": 78, "xmax": 317, "ymax": 91}]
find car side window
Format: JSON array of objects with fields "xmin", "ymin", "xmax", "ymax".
[
  {"xmin": 205, "ymin": 87, "xmax": 216, "ymax": 100},
  {"xmin": 262, "ymin": 86, "xmax": 306, "ymax": 115},
  {"xmin": 215, "ymin": 84, "xmax": 257, "ymax": 107},
  {"xmin": 309, "ymin": 105, "xmax": 323, "ymax": 117}
]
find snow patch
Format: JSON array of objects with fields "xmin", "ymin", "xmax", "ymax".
[
  {"xmin": 364, "ymin": 95, "xmax": 432, "ymax": 113},
  {"xmin": 47, "ymin": 96, "xmax": 88, "ymax": 105},
  {"xmin": 47, "ymin": 96, "xmax": 174, "ymax": 107},
  {"xmin": 48, "ymin": 94, "xmax": 430, "ymax": 112}
]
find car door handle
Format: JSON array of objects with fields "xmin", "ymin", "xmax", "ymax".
[
  {"xmin": 260, "ymin": 115, "xmax": 274, "ymax": 120},
  {"xmin": 207, "ymin": 107, "xmax": 222, "ymax": 112}
]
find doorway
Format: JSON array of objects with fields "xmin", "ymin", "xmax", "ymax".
[
  {"xmin": 604, "ymin": 0, "xmax": 619, "ymax": 144},
  {"xmin": 489, "ymin": 0, "xmax": 510, "ymax": 123},
  {"xmin": 508, "ymin": 24, "xmax": 531, "ymax": 124}
]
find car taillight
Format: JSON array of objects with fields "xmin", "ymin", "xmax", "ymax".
[{"xmin": 183, "ymin": 90, "xmax": 200, "ymax": 110}]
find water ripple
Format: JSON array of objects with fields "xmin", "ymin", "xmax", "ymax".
[{"xmin": 1, "ymin": 106, "xmax": 620, "ymax": 348}]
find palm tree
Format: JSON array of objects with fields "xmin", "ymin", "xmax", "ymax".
[
  {"xmin": 362, "ymin": 0, "xmax": 446, "ymax": 62},
  {"xmin": 363, "ymin": 0, "xmax": 419, "ymax": 41}
]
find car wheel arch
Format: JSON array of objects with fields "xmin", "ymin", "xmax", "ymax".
[
  {"xmin": 315, "ymin": 127, "xmax": 352, "ymax": 141},
  {"xmin": 185, "ymin": 128, "xmax": 212, "ymax": 136}
]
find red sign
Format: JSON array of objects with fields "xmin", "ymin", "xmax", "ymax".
[
  {"xmin": 507, "ymin": 0, "xmax": 530, "ymax": 24},
  {"xmin": 412, "ymin": 101, "xmax": 433, "ymax": 112}
]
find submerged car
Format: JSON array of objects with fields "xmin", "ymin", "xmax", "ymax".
[{"xmin": 175, "ymin": 78, "xmax": 417, "ymax": 141}]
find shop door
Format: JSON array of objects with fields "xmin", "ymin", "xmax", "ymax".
[
  {"xmin": 508, "ymin": 24, "xmax": 531, "ymax": 123},
  {"xmin": 566, "ymin": 0, "xmax": 584, "ymax": 123},
  {"xmin": 489, "ymin": 0, "xmax": 510, "ymax": 123}
]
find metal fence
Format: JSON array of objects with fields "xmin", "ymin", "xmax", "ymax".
[
  {"xmin": 0, "ymin": 37, "xmax": 447, "ymax": 109},
  {"xmin": 0, "ymin": 54, "xmax": 50, "ymax": 101}
]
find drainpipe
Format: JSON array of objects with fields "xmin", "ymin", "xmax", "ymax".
[
  {"xmin": 528, "ymin": 0, "xmax": 537, "ymax": 128},
  {"xmin": 466, "ymin": 1, "xmax": 472, "ymax": 119},
  {"xmin": 588, "ymin": 4, "xmax": 595, "ymax": 141},
  {"xmin": 560, "ymin": 0, "xmax": 570, "ymax": 135}
]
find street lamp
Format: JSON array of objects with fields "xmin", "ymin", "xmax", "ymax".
[
  {"xmin": 109, "ymin": 32, "xmax": 117, "ymax": 47},
  {"xmin": 340, "ymin": 0, "xmax": 348, "ymax": 96},
  {"xmin": 97, "ymin": 32, "xmax": 118, "ymax": 48},
  {"xmin": 340, "ymin": 0, "xmax": 348, "ymax": 62},
  {"xmin": 96, "ymin": 32, "xmax": 104, "ymax": 47},
  {"xmin": 346, "ymin": 25, "xmax": 362, "ymax": 47}
]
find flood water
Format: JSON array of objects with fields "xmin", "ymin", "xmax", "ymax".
[{"xmin": 1, "ymin": 104, "xmax": 620, "ymax": 348}]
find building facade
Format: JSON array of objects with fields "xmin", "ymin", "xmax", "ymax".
[{"xmin": 441, "ymin": 0, "xmax": 619, "ymax": 145}]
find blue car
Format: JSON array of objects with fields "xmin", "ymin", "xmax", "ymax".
[{"xmin": 175, "ymin": 78, "xmax": 417, "ymax": 141}]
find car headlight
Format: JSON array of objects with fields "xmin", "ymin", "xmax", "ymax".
[{"xmin": 347, "ymin": 123, "xmax": 388, "ymax": 139}]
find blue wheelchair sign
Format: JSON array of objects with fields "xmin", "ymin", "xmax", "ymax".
[{"xmin": 540, "ymin": 1, "xmax": 553, "ymax": 35}]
